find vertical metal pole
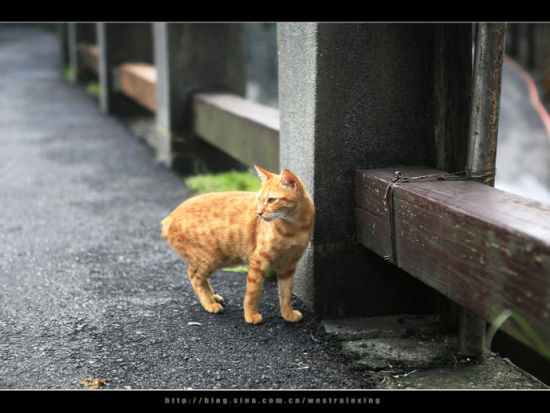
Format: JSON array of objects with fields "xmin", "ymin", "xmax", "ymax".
[
  {"xmin": 461, "ymin": 22, "xmax": 506, "ymax": 358},
  {"xmin": 466, "ymin": 22, "xmax": 506, "ymax": 186}
]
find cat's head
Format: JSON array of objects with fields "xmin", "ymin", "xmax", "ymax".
[{"xmin": 254, "ymin": 165, "xmax": 305, "ymax": 223}]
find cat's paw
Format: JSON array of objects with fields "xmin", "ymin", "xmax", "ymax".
[
  {"xmin": 282, "ymin": 310, "xmax": 302, "ymax": 322},
  {"xmin": 205, "ymin": 302, "xmax": 224, "ymax": 314},
  {"xmin": 213, "ymin": 294, "xmax": 224, "ymax": 304},
  {"xmin": 244, "ymin": 313, "xmax": 263, "ymax": 324}
]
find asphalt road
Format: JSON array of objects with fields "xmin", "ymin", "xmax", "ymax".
[{"xmin": 0, "ymin": 25, "xmax": 369, "ymax": 390}]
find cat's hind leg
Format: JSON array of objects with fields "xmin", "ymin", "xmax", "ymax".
[{"xmin": 187, "ymin": 265, "xmax": 223, "ymax": 314}]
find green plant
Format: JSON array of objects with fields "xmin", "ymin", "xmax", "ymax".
[
  {"xmin": 61, "ymin": 66, "xmax": 100, "ymax": 98},
  {"xmin": 222, "ymin": 265, "xmax": 249, "ymax": 273},
  {"xmin": 85, "ymin": 81, "xmax": 100, "ymax": 97},
  {"xmin": 222, "ymin": 266, "xmax": 277, "ymax": 281},
  {"xmin": 184, "ymin": 170, "xmax": 261, "ymax": 195},
  {"xmin": 486, "ymin": 309, "xmax": 550, "ymax": 360},
  {"xmin": 265, "ymin": 268, "xmax": 277, "ymax": 280},
  {"xmin": 63, "ymin": 65, "xmax": 73, "ymax": 82}
]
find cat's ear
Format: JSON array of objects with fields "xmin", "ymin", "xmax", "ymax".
[
  {"xmin": 254, "ymin": 165, "xmax": 273, "ymax": 183},
  {"xmin": 280, "ymin": 168, "xmax": 298, "ymax": 190}
]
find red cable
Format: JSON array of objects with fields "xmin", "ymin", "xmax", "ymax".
[{"xmin": 504, "ymin": 55, "xmax": 550, "ymax": 143}]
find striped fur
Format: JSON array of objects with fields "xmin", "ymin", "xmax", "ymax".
[{"xmin": 161, "ymin": 166, "xmax": 315, "ymax": 324}]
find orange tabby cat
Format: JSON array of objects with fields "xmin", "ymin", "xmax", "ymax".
[{"xmin": 161, "ymin": 166, "xmax": 315, "ymax": 324}]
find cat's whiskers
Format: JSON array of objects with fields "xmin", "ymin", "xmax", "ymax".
[
  {"xmin": 279, "ymin": 212, "xmax": 295, "ymax": 224},
  {"xmin": 264, "ymin": 211, "xmax": 293, "ymax": 223}
]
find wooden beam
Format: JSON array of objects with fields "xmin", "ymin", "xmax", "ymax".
[
  {"xmin": 82, "ymin": 44, "xmax": 99, "ymax": 75},
  {"xmin": 117, "ymin": 63, "xmax": 157, "ymax": 113},
  {"xmin": 355, "ymin": 166, "xmax": 550, "ymax": 357},
  {"xmin": 192, "ymin": 93, "xmax": 279, "ymax": 171}
]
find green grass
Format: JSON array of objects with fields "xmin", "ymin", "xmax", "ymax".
[
  {"xmin": 184, "ymin": 170, "xmax": 261, "ymax": 195},
  {"xmin": 222, "ymin": 265, "xmax": 277, "ymax": 280},
  {"xmin": 85, "ymin": 81, "xmax": 101, "ymax": 97},
  {"xmin": 62, "ymin": 65, "xmax": 100, "ymax": 97},
  {"xmin": 487, "ymin": 310, "xmax": 550, "ymax": 361},
  {"xmin": 63, "ymin": 65, "xmax": 73, "ymax": 82},
  {"xmin": 222, "ymin": 265, "xmax": 249, "ymax": 273}
]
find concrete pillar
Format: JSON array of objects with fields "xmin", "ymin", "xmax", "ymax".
[
  {"xmin": 153, "ymin": 23, "xmax": 246, "ymax": 172},
  {"xmin": 67, "ymin": 23, "xmax": 96, "ymax": 84},
  {"xmin": 58, "ymin": 23, "xmax": 70, "ymax": 69},
  {"xmin": 97, "ymin": 23, "xmax": 153, "ymax": 115},
  {"xmin": 278, "ymin": 23, "xmax": 441, "ymax": 317}
]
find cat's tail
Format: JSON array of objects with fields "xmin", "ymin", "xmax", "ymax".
[{"xmin": 161, "ymin": 214, "xmax": 174, "ymax": 239}]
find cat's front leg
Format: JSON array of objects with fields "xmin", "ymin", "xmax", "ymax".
[
  {"xmin": 243, "ymin": 256, "xmax": 266, "ymax": 324},
  {"xmin": 277, "ymin": 267, "xmax": 302, "ymax": 322}
]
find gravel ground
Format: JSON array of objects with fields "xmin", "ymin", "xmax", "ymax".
[{"xmin": 0, "ymin": 24, "xmax": 370, "ymax": 390}]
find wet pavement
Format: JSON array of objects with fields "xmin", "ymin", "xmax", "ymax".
[{"xmin": 0, "ymin": 24, "xmax": 369, "ymax": 390}]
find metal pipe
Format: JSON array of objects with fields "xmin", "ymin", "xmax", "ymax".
[
  {"xmin": 462, "ymin": 23, "xmax": 506, "ymax": 358},
  {"xmin": 466, "ymin": 23, "xmax": 506, "ymax": 187}
]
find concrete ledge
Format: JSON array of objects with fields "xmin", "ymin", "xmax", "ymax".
[
  {"xmin": 322, "ymin": 315, "xmax": 549, "ymax": 389},
  {"xmin": 392, "ymin": 355, "xmax": 549, "ymax": 389},
  {"xmin": 192, "ymin": 93, "xmax": 279, "ymax": 171},
  {"xmin": 323, "ymin": 314, "xmax": 440, "ymax": 341},
  {"xmin": 342, "ymin": 337, "xmax": 457, "ymax": 371}
]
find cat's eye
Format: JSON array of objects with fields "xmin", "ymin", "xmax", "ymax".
[{"xmin": 267, "ymin": 197, "xmax": 277, "ymax": 204}]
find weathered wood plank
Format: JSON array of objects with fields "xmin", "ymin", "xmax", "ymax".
[
  {"xmin": 355, "ymin": 166, "xmax": 550, "ymax": 357},
  {"xmin": 355, "ymin": 207, "xmax": 391, "ymax": 259},
  {"xmin": 117, "ymin": 63, "xmax": 157, "ymax": 113},
  {"xmin": 192, "ymin": 93, "xmax": 279, "ymax": 171}
]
